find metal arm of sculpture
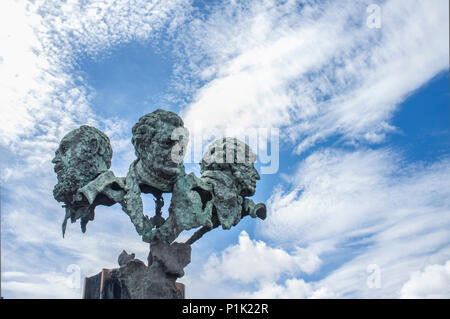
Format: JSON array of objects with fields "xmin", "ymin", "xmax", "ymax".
[
  {"xmin": 144, "ymin": 137, "xmax": 267, "ymax": 245},
  {"xmin": 185, "ymin": 198, "xmax": 267, "ymax": 245},
  {"xmin": 184, "ymin": 138, "xmax": 267, "ymax": 245}
]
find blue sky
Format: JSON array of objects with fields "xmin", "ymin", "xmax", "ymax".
[{"xmin": 0, "ymin": 0, "xmax": 449, "ymax": 298}]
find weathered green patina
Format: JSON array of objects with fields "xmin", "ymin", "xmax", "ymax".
[
  {"xmin": 144, "ymin": 137, "xmax": 266, "ymax": 244},
  {"xmin": 53, "ymin": 110, "xmax": 265, "ymax": 244},
  {"xmin": 52, "ymin": 110, "xmax": 266, "ymax": 298},
  {"xmin": 52, "ymin": 125, "xmax": 121, "ymax": 235}
]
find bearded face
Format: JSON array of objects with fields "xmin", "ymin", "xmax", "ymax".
[
  {"xmin": 233, "ymin": 162, "xmax": 260, "ymax": 197},
  {"xmin": 201, "ymin": 137, "xmax": 260, "ymax": 197},
  {"xmin": 140, "ymin": 127, "xmax": 186, "ymax": 180},
  {"xmin": 52, "ymin": 128, "xmax": 109, "ymax": 204}
]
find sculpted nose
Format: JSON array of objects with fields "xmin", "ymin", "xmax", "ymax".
[
  {"xmin": 52, "ymin": 154, "xmax": 60, "ymax": 164},
  {"xmin": 254, "ymin": 168, "xmax": 260, "ymax": 180}
]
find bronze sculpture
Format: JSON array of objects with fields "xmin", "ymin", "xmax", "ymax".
[{"xmin": 52, "ymin": 109, "xmax": 266, "ymax": 298}]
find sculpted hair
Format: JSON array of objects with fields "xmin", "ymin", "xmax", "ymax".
[
  {"xmin": 200, "ymin": 137, "xmax": 257, "ymax": 174},
  {"xmin": 77, "ymin": 125, "xmax": 113, "ymax": 168},
  {"xmin": 131, "ymin": 109, "xmax": 184, "ymax": 157}
]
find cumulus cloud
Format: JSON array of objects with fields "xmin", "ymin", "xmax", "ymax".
[
  {"xmin": 259, "ymin": 149, "xmax": 450, "ymax": 297},
  {"xmin": 201, "ymin": 149, "xmax": 449, "ymax": 298},
  {"xmin": 400, "ymin": 261, "xmax": 450, "ymax": 299},
  {"xmin": 203, "ymin": 231, "xmax": 321, "ymax": 284},
  {"xmin": 263, "ymin": 149, "xmax": 450, "ymax": 248}
]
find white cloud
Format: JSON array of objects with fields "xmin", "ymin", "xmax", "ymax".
[
  {"xmin": 0, "ymin": 0, "xmax": 189, "ymax": 299},
  {"xmin": 199, "ymin": 147, "xmax": 449, "ymax": 298},
  {"xmin": 1, "ymin": 194, "xmax": 151, "ymax": 298},
  {"xmin": 0, "ymin": 1, "xmax": 92, "ymax": 149},
  {"xmin": 259, "ymin": 149, "xmax": 450, "ymax": 298},
  {"xmin": 400, "ymin": 261, "xmax": 450, "ymax": 299},
  {"xmin": 177, "ymin": 0, "xmax": 448, "ymax": 154},
  {"xmin": 262, "ymin": 149, "xmax": 395, "ymax": 247},
  {"xmin": 2, "ymin": 271, "xmax": 81, "ymax": 299},
  {"xmin": 1, "ymin": 0, "xmax": 449, "ymax": 300},
  {"xmin": 240, "ymin": 278, "xmax": 335, "ymax": 299},
  {"xmin": 203, "ymin": 231, "xmax": 321, "ymax": 284},
  {"xmin": 0, "ymin": 0, "xmax": 190, "ymax": 172}
]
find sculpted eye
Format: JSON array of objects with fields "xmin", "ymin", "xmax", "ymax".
[{"xmin": 164, "ymin": 139, "xmax": 175, "ymax": 147}]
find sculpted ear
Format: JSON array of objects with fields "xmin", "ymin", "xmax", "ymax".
[{"xmin": 88, "ymin": 138, "xmax": 99, "ymax": 155}]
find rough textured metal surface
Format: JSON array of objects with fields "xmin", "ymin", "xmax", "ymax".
[
  {"xmin": 131, "ymin": 110, "xmax": 187, "ymax": 191},
  {"xmin": 148, "ymin": 241, "xmax": 191, "ymax": 277},
  {"xmin": 97, "ymin": 244, "xmax": 190, "ymax": 299},
  {"xmin": 120, "ymin": 110, "xmax": 188, "ymax": 238},
  {"xmin": 144, "ymin": 137, "xmax": 265, "ymax": 244},
  {"xmin": 118, "ymin": 250, "xmax": 135, "ymax": 267},
  {"xmin": 52, "ymin": 125, "xmax": 114, "ymax": 235},
  {"xmin": 78, "ymin": 170, "xmax": 126, "ymax": 205},
  {"xmin": 199, "ymin": 137, "xmax": 261, "ymax": 231},
  {"xmin": 83, "ymin": 272, "xmax": 102, "ymax": 299},
  {"xmin": 52, "ymin": 113, "xmax": 264, "ymax": 244},
  {"xmin": 144, "ymin": 173, "xmax": 214, "ymax": 243},
  {"xmin": 53, "ymin": 110, "xmax": 266, "ymax": 299}
]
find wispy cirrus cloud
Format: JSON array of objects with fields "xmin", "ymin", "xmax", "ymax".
[
  {"xmin": 240, "ymin": 278, "xmax": 335, "ymax": 299},
  {"xmin": 172, "ymin": 0, "xmax": 450, "ymax": 298},
  {"xmin": 1, "ymin": 0, "xmax": 449, "ymax": 299},
  {"xmin": 0, "ymin": 0, "xmax": 190, "ymax": 170},
  {"xmin": 262, "ymin": 150, "xmax": 450, "ymax": 250},
  {"xmin": 176, "ymin": 0, "xmax": 448, "ymax": 153},
  {"xmin": 1, "ymin": 0, "xmax": 190, "ymax": 298},
  {"xmin": 202, "ymin": 149, "xmax": 450, "ymax": 298},
  {"xmin": 263, "ymin": 150, "xmax": 450, "ymax": 297}
]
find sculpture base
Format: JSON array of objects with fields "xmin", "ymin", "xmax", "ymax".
[{"xmin": 83, "ymin": 241, "xmax": 191, "ymax": 299}]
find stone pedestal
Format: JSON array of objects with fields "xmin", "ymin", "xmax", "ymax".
[{"xmin": 83, "ymin": 241, "xmax": 191, "ymax": 299}]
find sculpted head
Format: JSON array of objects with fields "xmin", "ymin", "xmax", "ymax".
[
  {"xmin": 132, "ymin": 109, "xmax": 188, "ymax": 181},
  {"xmin": 200, "ymin": 137, "xmax": 260, "ymax": 197},
  {"xmin": 52, "ymin": 125, "xmax": 113, "ymax": 203}
]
